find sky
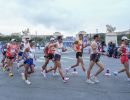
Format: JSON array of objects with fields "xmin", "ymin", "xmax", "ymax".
[{"xmin": 0, "ymin": 0, "xmax": 130, "ymax": 36}]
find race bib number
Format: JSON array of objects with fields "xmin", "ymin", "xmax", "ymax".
[{"xmin": 11, "ymin": 49, "xmax": 15, "ymax": 53}]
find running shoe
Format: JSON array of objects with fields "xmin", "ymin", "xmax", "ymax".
[
  {"xmin": 9, "ymin": 72, "xmax": 14, "ymax": 77},
  {"xmin": 86, "ymin": 79, "xmax": 95, "ymax": 84},
  {"xmin": 113, "ymin": 71, "xmax": 118, "ymax": 76},
  {"xmin": 21, "ymin": 73, "xmax": 25, "ymax": 80},
  {"xmin": 63, "ymin": 77, "xmax": 69, "ymax": 83},
  {"xmin": 41, "ymin": 71, "xmax": 47, "ymax": 77},
  {"xmin": 25, "ymin": 80, "xmax": 31, "ymax": 85},
  {"xmin": 91, "ymin": 77, "xmax": 100, "ymax": 83}
]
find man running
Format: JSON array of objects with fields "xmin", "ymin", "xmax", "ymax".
[{"xmin": 87, "ymin": 34, "xmax": 104, "ymax": 84}]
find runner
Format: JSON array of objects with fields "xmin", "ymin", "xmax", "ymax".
[
  {"xmin": 86, "ymin": 34, "xmax": 104, "ymax": 84},
  {"xmin": 46, "ymin": 36, "xmax": 69, "ymax": 82},
  {"xmin": 6, "ymin": 39, "xmax": 19, "ymax": 77},
  {"xmin": 29, "ymin": 41, "xmax": 36, "ymax": 73},
  {"xmin": 21, "ymin": 47, "xmax": 31, "ymax": 84},
  {"xmin": 23, "ymin": 38, "xmax": 30, "ymax": 51},
  {"xmin": 41, "ymin": 37, "xmax": 57, "ymax": 77},
  {"xmin": 65, "ymin": 34, "xmax": 88, "ymax": 76},
  {"xmin": 16, "ymin": 42, "xmax": 24, "ymax": 71},
  {"xmin": 17, "ymin": 38, "xmax": 30, "ymax": 69},
  {"xmin": 1, "ymin": 43, "xmax": 7, "ymax": 71},
  {"xmin": 114, "ymin": 36, "xmax": 130, "ymax": 81},
  {"xmin": 21, "ymin": 41, "xmax": 36, "ymax": 85}
]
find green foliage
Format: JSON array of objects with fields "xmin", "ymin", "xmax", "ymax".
[
  {"xmin": 0, "ymin": 36, "xmax": 21, "ymax": 42},
  {"xmin": 0, "ymin": 35, "xmax": 51, "ymax": 43}
]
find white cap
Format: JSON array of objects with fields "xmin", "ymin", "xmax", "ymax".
[
  {"xmin": 121, "ymin": 36, "xmax": 129, "ymax": 40},
  {"xmin": 11, "ymin": 39, "xmax": 16, "ymax": 42},
  {"xmin": 50, "ymin": 37, "xmax": 55, "ymax": 41}
]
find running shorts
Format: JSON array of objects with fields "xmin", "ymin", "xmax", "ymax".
[{"xmin": 90, "ymin": 53, "xmax": 100, "ymax": 62}]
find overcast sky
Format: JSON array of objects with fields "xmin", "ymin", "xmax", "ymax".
[{"xmin": 0, "ymin": 0, "xmax": 130, "ymax": 36}]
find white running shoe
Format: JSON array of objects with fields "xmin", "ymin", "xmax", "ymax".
[
  {"xmin": 113, "ymin": 71, "xmax": 118, "ymax": 76},
  {"xmin": 92, "ymin": 77, "xmax": 100, "ymax": 83},
  {"xmin": 21, "ymin": 73, "xmax": 25, "ymax": 80},
  {"xmin": 86, "ymin": 79, "xmax": 95, "ymax": 84},
  {"xmin": 25, "ymin": 80, "xmax": 31, "ymax": 85},
  {"xmin": 63, "ymin": 77, "xmax": 69, "ymax": 83},
  {"xmin": 41, "ymin": 71, "xmax": 46, "ymax": 77}
]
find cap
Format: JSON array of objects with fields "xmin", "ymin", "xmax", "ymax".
[
  {"xmin": 50, "ymin": 37, "xmax": 55, "ymax": 41},
  {"xmin": 121, "ymin": 36, "xmax": 129, "ymax": 40},
  {"xmin": 11, "ymin": 39, "xmax": 16, "ymax": 42}
]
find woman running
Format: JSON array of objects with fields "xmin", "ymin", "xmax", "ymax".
[
  {"xmin": 6, "ymin": 39, "xmax": 19, "ymax": 77},
  {"xmin": 21, "ymin": 41, "xmax": 36, "ymax": 85},
  {"xmin": 41, "ymin": 37, "xmax": 56, "ymax": 77},
  {"xmin": 114, "ymin": 36, "xmax": 130, "ymax": 81},
  {"xmin": 65, "ymin": 34, "xmax": 88, "ymax": 76},
  {"xmin": 46, "ymin": 36, "xmax": 69, "ymax": 82}
]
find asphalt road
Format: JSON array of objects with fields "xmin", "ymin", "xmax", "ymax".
[{"xmin": 0, "ymin": 49, "xmax": 130, "ymax": 100}]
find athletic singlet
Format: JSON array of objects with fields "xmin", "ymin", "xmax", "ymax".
[
  {"xmin": 75, "ymin": 40, "xmax": 83, "ymax": 52},
  {"xmin": 54, "ymin": 42, "xmax": 63, "ymax": 55},
  {"xmin": 44, "ymin": 43, "xmax": 49, "ymax": 56},
  {"xmin": 120, "ymin": 44, "xmax": 128, "ymax": 56},
  {"xmin": 48, "ymin": 43, "xmax": 55, "ymax": 54},
  {"xmin": 23, "ymin": 52, "xmax": 30, "ymax": 61},
  {"xmin": 23, "ymin": 42, "xmax": 30, "ymax": 51},
  {"xmin": 6, "ymin": 44, "xmax": 18, "ymax": 57},
  {"xmin": 29, "ymin": 47, "xmax": 36, "ymax": 58}
]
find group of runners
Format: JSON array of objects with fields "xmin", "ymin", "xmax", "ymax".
[
  {"xmin": 0, "ymin": 34, "xmax": 130, "ymax": 85},
  {"xmin": 1, "ymin": 38, "xmax": 36, "ymax": 84}
]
